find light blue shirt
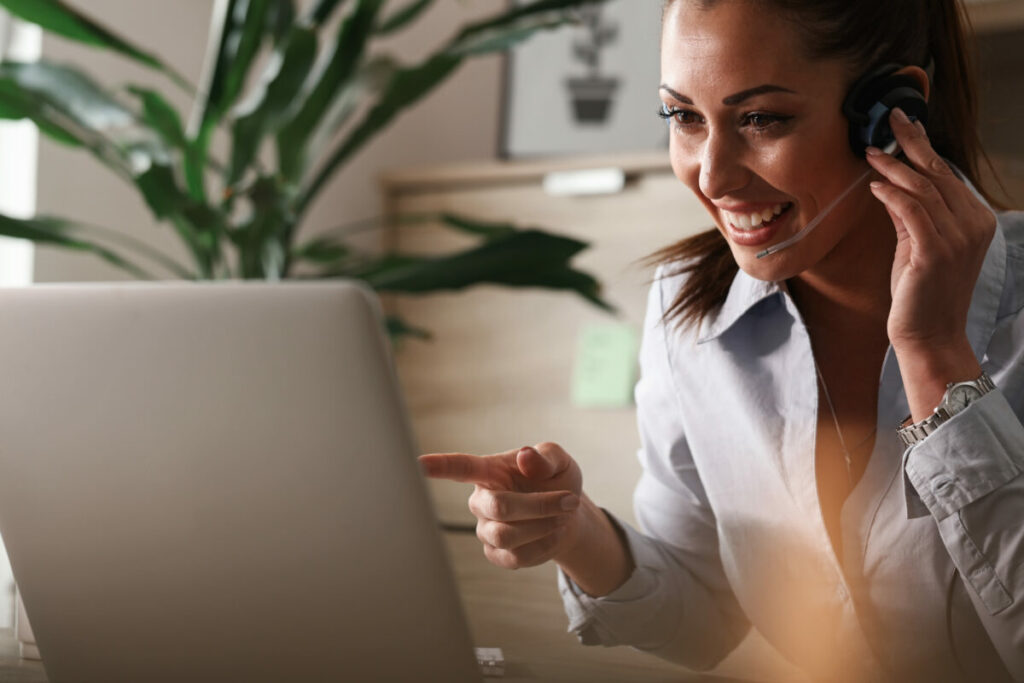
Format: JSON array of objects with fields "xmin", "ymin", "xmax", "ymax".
[{"xmin": 559, "ymin": 204, "xmax": 1024, "ymax": 682}]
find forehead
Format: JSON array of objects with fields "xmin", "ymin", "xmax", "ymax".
[{"xmin": 660, "ymin": 0, "xmax": 833, "ymax": 99}]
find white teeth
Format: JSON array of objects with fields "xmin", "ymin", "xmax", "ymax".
[{"xmin": 723, "ymin": 203, "xmax": 790, "ymax": 231}]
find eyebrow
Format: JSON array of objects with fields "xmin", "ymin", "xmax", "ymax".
[{"xmin": 659, "ymin": 84, "xmax": 797, "ymax": 106}]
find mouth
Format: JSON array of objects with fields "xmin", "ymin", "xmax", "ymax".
[{"xmin": 720, "ymin": 202, "xmax": 795, "ymax": 247}]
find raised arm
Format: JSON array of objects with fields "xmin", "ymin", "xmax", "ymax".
[{"xmin": 867, "ymin": 109, "xmax": 1024, "ymax": 677}]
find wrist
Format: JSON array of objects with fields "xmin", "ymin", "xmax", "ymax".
[
  {"xmin": 893, "ymin": 337, "xmax": 982, "ymax": 422},
  {"xmin": 555, "ymin": 495, "xmax": 635, "ymax": 597}
]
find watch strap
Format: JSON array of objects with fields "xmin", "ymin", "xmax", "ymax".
[{"xmin": 897, "ymin": 372, "xmax": 995, "ymax": 448}]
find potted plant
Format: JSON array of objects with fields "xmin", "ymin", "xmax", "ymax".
[
  {"xmin": 0, "ymin": 0, "xmax": 613, "ymax": 340},
  {"xmin": 566, "ymin": 4, "xmax": 618, "ymax": 124}
]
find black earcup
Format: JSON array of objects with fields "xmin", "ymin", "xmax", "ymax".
[{"xmin": 842, "ymin": 63, "xmax": 929, "ymax": 157}]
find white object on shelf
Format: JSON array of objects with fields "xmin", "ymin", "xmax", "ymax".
[{"xmin": 542, "ymin": 167, "xmax": 626, "ymax": 196}]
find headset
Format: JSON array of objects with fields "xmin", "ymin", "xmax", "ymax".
[{"xmin": 842, "ymin": 60, "xmax": 932, "ymax": 157}]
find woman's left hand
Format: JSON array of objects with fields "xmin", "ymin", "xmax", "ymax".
[
  {"xmin": 865, "ymin": 106, "xmax": 997, "ymax": 356},
  {"xmin": 865, "ymin": 107, "xmax": 997, "ymax": 420}
]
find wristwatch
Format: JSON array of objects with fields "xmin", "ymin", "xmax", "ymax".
[{"xmin": 897, "ymin": 372, "xmax": 996, "ymax": 447}]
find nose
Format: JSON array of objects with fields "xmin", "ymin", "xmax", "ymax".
[{"xmin": 697, "ymin": 130, "xmax": 751, "ymax": 199}]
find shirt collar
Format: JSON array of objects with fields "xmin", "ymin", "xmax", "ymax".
[
  {"xmin": 694, "ymin": 167, "xmax": 1007, "ymax": 353},
  {"xmin": 695, "ymin": 269, "xmax": 783, "ymax": 344}
]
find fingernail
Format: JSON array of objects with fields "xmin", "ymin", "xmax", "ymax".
[
  {"xmin": 892, "ymin": 107, "xmax": 910, "ymax": 124},
  {"xmin": 865, "ymin": 146, "xmax": 882, "ymax": 156},
  {"xmin": 561, "ymin": 494, "xmax": 580, "ymax": 511},
  {"xmin": 869, "ymin": 181, "xmax": 885, "ymax": 191}
]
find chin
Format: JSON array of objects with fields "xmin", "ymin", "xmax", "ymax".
[{"xmin": 717, "ymin": 226, "xmax": 807, "ymax": 283}]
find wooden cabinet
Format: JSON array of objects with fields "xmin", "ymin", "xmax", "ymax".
[{"xmin": 381, "ymin": 152, "xmax": 707, "ymax": 526}]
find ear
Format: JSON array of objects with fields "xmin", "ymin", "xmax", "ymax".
[{"xmin": 892, "ymin": 65, "xmax": 930, "ymax": 103}]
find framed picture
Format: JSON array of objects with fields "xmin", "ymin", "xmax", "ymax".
[{"xmin": 500, "ymin": 0, "xmax": 667, "ymax": 159}]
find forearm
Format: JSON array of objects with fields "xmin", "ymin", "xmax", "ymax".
[{"xmin": 555, "ymin": 494, "xmax": 635, "ymax": 597}]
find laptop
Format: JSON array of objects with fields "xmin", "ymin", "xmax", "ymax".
[{"xmin": 0, "ymin": 281, "xmax": 482, "ymax": 682}]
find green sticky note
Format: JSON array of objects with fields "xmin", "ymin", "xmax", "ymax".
[{"xmin": 571, "ymin": 322, "xmax": 640, "ymax": 409}]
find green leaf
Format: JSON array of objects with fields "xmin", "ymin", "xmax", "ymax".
[
  {"xmin": 0, "ymin": 78, "xmax": 82, "ymax": 146},
  {"xmin": 0, "ymin": 0, "xmax": 191, "ymax": 91},
  {"xmin": 375, "ymin": 0, "xmax": 433, "ymax": 35},
  {"xmin": 190, "ymin": 0, "xmax": 273, "ymax": 193},
  {"xmin": 446, "ymin": 19, "xmax": 565, "ymax": 57},
  {"xmin": 126, "ymin": 86, "xmax": 187, "ymax": 149},
  {"xmin": 300, "ymin": 54, "xmax": 397, "ymax": 175},
  {"xmin": 448, "ymin": 0, "xmax": 605, "ymax": 52},
  {"xmin": 437, "ymin": 213, "xmax": 517, "ymax": 239},
  {"xmin": 227, "ymin": 25, "xmax": 318, "ymax": 186},
  {"xmin": 266, "ymin": 0, "xmax": 296, "ymax": 43},
  {"xmin": 296, "ymin": 52, "xmax": 459, "ymax": 212},
  {"xmin": 304, "ymin": 0, "xmax": 349, "ymax": 27},
  {"xmin": 214, "ymin": 0, "xmax": 273, "ymax": 119},
  {"xmin": 352, "ymin": 229, "xmax": 613, "ymax": 311},
  {"xmin": 276, "ymin": 0, "xmax": 386, "ymax": 182},
  {"xmin": 123, "ymin": 86, "xmax": 213, "ymax": 200},
  {"xmin": 0, "ymin": 211, "xmax": 159, "ymax": 279},
  {"xmin": 291, "ymin": 236, "xmax": 350, "ymax": 264},
  {"xmin": 233, "ymin": 176, "xmax": 294, "ymax": 279},
  {"xmin": 0, "ymin": 61, "xmax": 177, "ymax": 200},
  {"xmin": 385, "ymin": 315, "xmax": 433, "ymax": 341}
]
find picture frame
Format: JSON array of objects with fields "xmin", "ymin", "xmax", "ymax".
[{"xmin": 500, "ymin": 0, "xmax": 667, "ymax": 159}]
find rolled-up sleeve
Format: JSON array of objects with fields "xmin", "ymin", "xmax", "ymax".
[
  {"xmin": 903, "ymin": 381, "xmax": 1024, "ymax": 676},
  {"xmin": 556, "ymin": 269, "xmax": 750, "ymax": 670}
]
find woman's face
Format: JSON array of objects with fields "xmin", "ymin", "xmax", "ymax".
[{"xmin": 661, "ymin": 0, "xmax": 881, "ymax": 281}]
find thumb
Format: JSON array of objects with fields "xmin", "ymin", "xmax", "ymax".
[{"xmin": 516, "ymin": 444, "xmax": 567, "ymax": 481}]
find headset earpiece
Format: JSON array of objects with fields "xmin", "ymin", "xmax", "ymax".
[{"xmin": 842, "ymin": 62, "xmax": 929, "ymax": 158}]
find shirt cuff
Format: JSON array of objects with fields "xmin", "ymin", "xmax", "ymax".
[
  {"xmin": 903, "ymin": 390, "xmax": 1024, "ymax": 520},
  {"xmin": 557, "ymin": 513, "xmax": 667, "ymax": 646}
]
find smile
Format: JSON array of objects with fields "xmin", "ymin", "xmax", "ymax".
[{"xmin": 721, "ymin": 203, "xmax": 793, "ymax": 230}]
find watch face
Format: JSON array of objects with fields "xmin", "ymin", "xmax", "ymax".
[{"xmin": 947, "ymin": 385, "xmax": 982, "ymax": 412}]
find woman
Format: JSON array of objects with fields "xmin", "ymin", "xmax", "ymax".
[{"xmin": 421, "ymin": 0, "xmax": 1024, "ymax": 680}]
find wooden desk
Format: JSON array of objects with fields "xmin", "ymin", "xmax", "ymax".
[
  {"xmin": 443, "ymin": 532, "xmax": 806, "ymax": 683},
  {"xmin": 0, "ymin": 533, "xmax": 806, "ymax": 682}
]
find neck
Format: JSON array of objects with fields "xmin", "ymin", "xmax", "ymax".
[{"xmin": 786, "ymin": 202, "xmax": 895, "ymax": 341}]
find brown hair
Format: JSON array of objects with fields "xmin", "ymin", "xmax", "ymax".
[{"xmin": 651, "ymin": 0, "xmax": 1002, "ymax": 332}]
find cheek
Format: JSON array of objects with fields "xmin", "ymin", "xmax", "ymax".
[{"xmin": 669, "ymin": 140, "xmax": 698, "ymax": 192}]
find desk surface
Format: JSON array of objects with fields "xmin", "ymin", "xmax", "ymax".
[{"xmin": 0, "ymin": 532, "xmax": 805, "ymax": 682}]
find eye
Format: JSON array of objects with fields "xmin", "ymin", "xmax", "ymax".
[
  {"xmin": 742, "ymin": 112, "xmax": 793, "ymax": 131},
  {"xmin": 657, "ymin": 105, "xmax": 704, "ymax": 130}
]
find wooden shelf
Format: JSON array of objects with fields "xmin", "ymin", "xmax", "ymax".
[
  {"xmin": 968, "ymin": 0, "xmax": 1024, "ymax": 34},
  {"xmin": 379, "ymin": 150, "xmax": 671, "ymax": 194}
]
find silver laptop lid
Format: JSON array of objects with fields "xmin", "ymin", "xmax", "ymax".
[{"xmin": 0, "ymin": 280, "xmax": 480, "ymax": 683}]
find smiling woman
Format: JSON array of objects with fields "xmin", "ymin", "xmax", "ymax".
[{"xmin": 420, "ymin": 1, "xmax": 1024, "ymax": 681}]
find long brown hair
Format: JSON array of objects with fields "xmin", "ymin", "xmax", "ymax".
[{"xmin": 652, "ymin": 0, "xmax": 1001, "ymax": 332}]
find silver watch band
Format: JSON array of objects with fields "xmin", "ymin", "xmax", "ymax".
[{"xmin": 897, "ymin": 372, "xmax": 995, "ymax": 448}]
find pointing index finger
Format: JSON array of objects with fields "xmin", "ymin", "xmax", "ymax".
[{"xmin": 418, "ymin": 450, "xmax": 517, "ymax": 489}]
